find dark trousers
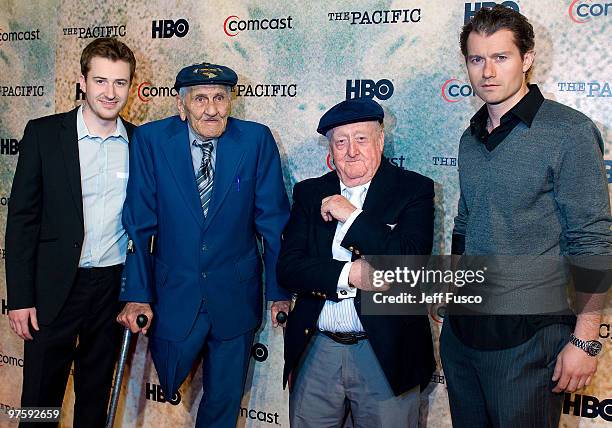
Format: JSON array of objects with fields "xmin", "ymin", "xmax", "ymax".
[
  {"xmin": 440, "ymin": 321, "xmax": 571, "ymax": 428},
  {"xmin": 20, "ymin": 265, "xmax": 123, "ymax": 428}
]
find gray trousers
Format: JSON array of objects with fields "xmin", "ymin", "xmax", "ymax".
[
  {"xmin": 290, "ymin": 333, "xmax": 420, "ymax": 428},
  {"xmin": 440, "ymin": 322, "xmax": 572, "ymax": 428}
]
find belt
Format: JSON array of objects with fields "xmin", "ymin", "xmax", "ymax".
[
  {"xmin": 321, "ymin": 331, "xmax": 368, "ymax": 345},
  {"xmin": 77, "ymin": 264, "xmax": 124, "ymax": 276}
]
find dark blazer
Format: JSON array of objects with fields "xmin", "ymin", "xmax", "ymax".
[
  {"xmin": 119, "ymin": 115, "xmax": 290, "ymax": 342},
  {"xmin": 5, "ymin": 107, "xmax": 135, "ymax": 325},
  {"xmin": 277, "ymin": 158, "xmax": 436, "ymax": 396}
]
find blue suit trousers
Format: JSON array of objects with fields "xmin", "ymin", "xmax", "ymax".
[{"xmin": 149, "ymin": 300, "xmax": 254, "ymax": 428}]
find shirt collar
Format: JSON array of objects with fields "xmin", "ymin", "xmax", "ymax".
[
  {"xmin": 511, "ymin": 84, "xmax": 544, "ymax": 126},
  {"xmin": 339, "ymin": 180, "xmax": 370, "ymax": 195},
  {"xmin": 469, "ymin": 104, "xmax": 489, "ymax": 137},
  {"xmin": 188, "ymin": 122, "xmax": 218, "ymax": 149},
  {"xmin": 76, "ymin": 105, "xmax": 129, "ymax": 142},
  {"xmin": 470, "ymin": 84, "xmax": 544, "ymax": 135}
]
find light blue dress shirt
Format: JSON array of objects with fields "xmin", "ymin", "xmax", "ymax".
[{"xmin": 77, "ymin": 106, "xmax": 129, "ymax": 267}]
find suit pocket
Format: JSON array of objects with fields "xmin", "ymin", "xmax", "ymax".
[
  {"xmin": 235, "ymin": 254, "xmax": 262, "ymax": 282},
  {"xmin": 155, "ymin": 258, "xmax": 170, "ymax": 288},
  {"xmin": 38, "ymin": 236, "xmax": 58, "ymax": 243},
  {"xmin": 234, "ymin": 175, "xmax": 257, "ymax": 192}
]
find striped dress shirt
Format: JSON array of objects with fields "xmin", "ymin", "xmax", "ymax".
[{"xmin": 317, "ymin": 181, "xmax": 370, "ymax": 333}]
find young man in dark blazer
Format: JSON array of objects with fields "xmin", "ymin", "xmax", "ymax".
[
  {"xmin": 6, "ymin": 37, "xmax": 136, "ymax": 427},
  {"xmin": 277, "ymin": 98, "xmax": 436, "ymax": 427}
]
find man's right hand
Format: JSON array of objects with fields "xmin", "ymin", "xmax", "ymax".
[
  {"xmin": 8, "ymin": 307, "xmax": 39, "ymax": 340},
  {"xmin": 348, "ymin": 259, "xmax": 390, "ymax": 292},
  {"xmin": 117, "ymin": 302, "xmax": 153, "ymax": 334}
]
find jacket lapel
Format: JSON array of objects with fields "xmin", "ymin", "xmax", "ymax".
[
  {"xmin": 352, "ymin": 158, "xmax": 395, "ymax": 309},
  {"xmin": 202, "ymin": 118, "xmax": 245, "ymax": 233},
  {"xmin": 122, "ymin": 118, "xmax": 136, "ymax": 141},
  {"xmin": 159, "ymin": 117, "xmax": 205, "ymax": 228},
  {"xmin": 60, "ymin": 108, "xmax": 84, "ymax": 225},
  {"xmin": 316, "ymin": 172, "xmax": 341, "ymax": 258},
  {"xmin": 360, "ymin": 157, "xmax": 394, "ymax": 217}
]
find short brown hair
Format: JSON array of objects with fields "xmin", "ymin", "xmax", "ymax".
[
  {"xmin": 80, "ymin": 37, "xmax": 136, "ymax": 80},
  {"xmin": 460, "ymin": 5, "xmax": 535, "ymax": 58}
]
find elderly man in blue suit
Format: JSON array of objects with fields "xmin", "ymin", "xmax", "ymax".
[{"xmin": 117, "ymin": 62, "xmax": 291, "ymax": 427}]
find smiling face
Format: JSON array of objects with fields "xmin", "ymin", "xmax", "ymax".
[
  {"xmin": 79, "ymin": 56, "xmax": 131, "ymax": 122},
  {"xmin": 328, "ymin": 120, "xmax": 384, "ymax": 187},
  {"xmin": 466, "ymin": 29, "xmax": 534, "ymax": 109},
  {"xmin": 177, "ymin": 84, "xmax": 231, "ymax": 139}
]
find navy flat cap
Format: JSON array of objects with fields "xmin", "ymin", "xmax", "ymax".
[
  {"xmin": 174, "ymin": 62, "xmax": 238, "ymax": 90},
  {"xmin": 317, "ymin": 98, "xmax": 384, "ymax": 136}
]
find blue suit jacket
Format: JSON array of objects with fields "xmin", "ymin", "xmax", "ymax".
[{"xmin": 120, "ymin": 115, "xmax": 290, "ymax": 341}]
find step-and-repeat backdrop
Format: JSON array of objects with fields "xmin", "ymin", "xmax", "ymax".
[{"xmin": 0, "ymin": 0, "xmax": 610, "ymax": 426}]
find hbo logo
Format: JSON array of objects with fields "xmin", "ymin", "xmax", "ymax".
[
  {"xmin": 464, "ymin": 2, "xmax": 519, "ymax": 24},
  {"xmin": 563, "ymin": 393, "xmax": 612, "ymax": 422},
  {"xmin": 152, "ymin": 19, "xmax": 189, "ymax": 39},
  {"xmin": 346, "ymin": 79, "xmax": 394, "ymax": 101},
  {"xmin": 145, "ymin": 383, "xmax": 181, "ymax": 405}
]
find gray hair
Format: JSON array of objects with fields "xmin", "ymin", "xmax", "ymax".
[{"xmin": 178, "ymin": 86, "xmax": 190, "ymax": 102}]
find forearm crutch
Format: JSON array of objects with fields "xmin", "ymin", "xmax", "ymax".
[{"xmin": 105, "ymin": 314, "xmax": 148, "ymax": 428}]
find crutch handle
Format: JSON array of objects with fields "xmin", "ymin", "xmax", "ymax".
[
  {"xmin": 276, "ymin": 311, "xmax": 288, "ymax": 324},
  {"xmin": 136, "ymin": 314, "xmax": 148, "ymax": 329}
]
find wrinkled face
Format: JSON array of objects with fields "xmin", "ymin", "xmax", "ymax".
[
  {"xmin": 177, "ymin": 84, "xmax": 231, "ymax": 139},
  {"xmin": 79, "ymin": 56, "xmax": 131, "ymax": 121},
  {"xmin": 466, "ymin": 29, "xmax": 534, "ymax": 106},
  {"xmin": 328, "ymin": 121, "xmax": 384, "ymax": 187}
]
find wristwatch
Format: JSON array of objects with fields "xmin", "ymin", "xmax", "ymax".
[{"xmin": 569, "ymin": 333, "xmax": 603, "ymax": 357}]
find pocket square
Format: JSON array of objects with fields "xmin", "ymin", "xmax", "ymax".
[{"xmin": 386, "ymin": 223, "xmax": 397, "ymax": 230}]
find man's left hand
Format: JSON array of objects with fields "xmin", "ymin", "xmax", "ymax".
[
  {"xmin": 271, "ymin": 300, "xmax": 291, "ymax": 328},
  {"xmin": 552, "ymin": 342, "xmax": 598, "ymax": 392},
  {"xmin": 321, "ymin": 195, "xmax": 356, "ymax": 223}
]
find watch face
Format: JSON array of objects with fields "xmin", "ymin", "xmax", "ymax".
[{"xmin": 587, "ymin": 340, "xmax": 603, "ymax": 356}]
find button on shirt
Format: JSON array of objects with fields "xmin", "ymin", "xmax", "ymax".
[
  {"xmin": 317, "ymin": 181, "xmax": 370, "ymax": 333},
  {"xmin": 77, "ymin": 106, "xmax": 129, "ymax": 267}
]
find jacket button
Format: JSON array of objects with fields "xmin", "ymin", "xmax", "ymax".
[
  {"xmin": 348, "ymin": 246, "xmax": 354, "ymax": 252},
  {"xmin": 304, "ymin": 328, "xmax": 310, "ymax": 335},
  {"xmin": 202, "ymin": 244, "xmax": 208, "ymax": 251},
  {"xmin": 73, "ymin": 242, "xmax": 80, "ymax": 248},
  {"xmin": 201, "ymin": 272, "xmax": 207, "ymax": 279},
  {"xmin": 354, "ymin": 249, "xmax": 361, "ymax": 255}
]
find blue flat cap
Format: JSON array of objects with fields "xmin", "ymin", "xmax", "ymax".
[
  {"xmin": 317, "ymin": 98, "xmax": 384, "ymax": 136},
  {"xmin": 174, "ymin": 62, "xmax": 238, "ymax": 90}
]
